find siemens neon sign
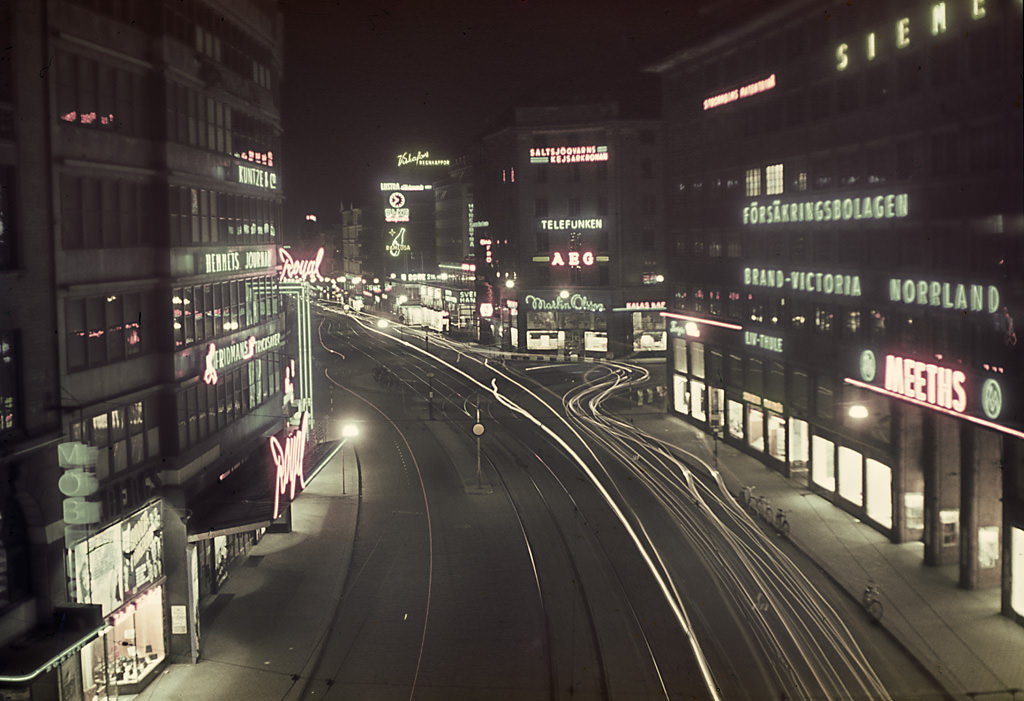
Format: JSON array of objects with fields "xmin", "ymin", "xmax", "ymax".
[
  {"xmin": 836, "ymin": 1, "xmax": 990, "ymax": 71},
  {"xmin": 743, "ymin": 194, "xmax": 909, "ymax": 225},
  {"xmin": 529, "ymin": 146, "xmax": 609, "ymax": 164},
  {"xmin": 703, "ymin": 74, "xmax": 776, "ymax": 110}
]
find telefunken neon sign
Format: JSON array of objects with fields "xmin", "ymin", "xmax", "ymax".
[
  {"xmin": 279, "ymin": 247, "xmax": 324, "ymax": 282},
  {"xmin": 203, "ymin": 333, "xmax": 282, "ymax": 384},
  {"xmin": 270, "ymin": 412, "xmax": 308, "ymax": 519},
  {"xmin": 703, "ymin": 74, "xmax": 776, "ymax": 111},
  {"xmin": 539, "ymin": 218, "xmax": 604, "ymax": 230},
  {"xmin": 836, "ymin": 0, "xmax": 989, "ymax": 71},
  {"xmin": 743, "ymin": 194, "xmax": 909, "ymax": 225},
  {"xmin": 529, "ymin": 146, "xmax": 609, "ymax": 165}
]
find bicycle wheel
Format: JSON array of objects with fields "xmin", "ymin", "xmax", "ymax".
[
  {"xmin": 778, "ymin": 519, "xmax": 790, "ymax": 538},
  {"xmin": 867, "ymin": 599, "xmax": 883, "ymax": 621}
]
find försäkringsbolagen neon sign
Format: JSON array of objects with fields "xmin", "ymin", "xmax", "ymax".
[{"xmin": 743, "ymin": 194, "xmax": 908, "ymax": 225}]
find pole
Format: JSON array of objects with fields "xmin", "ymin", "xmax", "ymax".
[
  {"xmin": 341, "ymin": 444, "xmax": 346, "ymax": 495},
  {"xmin": 476, "ymin": 406, "xmax": 481, "ymax": 489}
]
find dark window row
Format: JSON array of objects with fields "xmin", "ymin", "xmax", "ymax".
[
  {"xmin": 168, "ymin": 185, "xmax": 280, "ymax": 245},
  {"xmin": 172, "ymin": 276, "xmax": 279, "ymax": 349},
  {"xmin": 56, "ymin": 51, "xmax": 146, "ymax": 136},
  {"xmin": 65, "ymin": 291, "xmax": 155, "ymax": 371},
  {"xmin": 68, "ymin": 396, "xmax": 160, "ymax": 479},
  {"xmin": 60, "ymin": 174, "xmax": 156, "ymax": 249}
]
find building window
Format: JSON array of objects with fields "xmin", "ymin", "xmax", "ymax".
[
  {"xmin": 0, "ymin": 331, "xmax": 18, "ymax": 433},
  {"xmin": 0, "ymin": 169, "xmax": 12, "ymax": 269},
  {"xmin": 765, "ymin": 163, "xmax": 783, "ymax": 195},
  {"xmin": 745, "ymin": 168, "xmax": 761, "ymax": 197},
  {"xmin": 931, "ymin": 131, "xmax": 960, "ymax": 176},
  {"xmin": 534, "ymin": 197, "xmax": 548, "ymax": 218},
  {"xmin": 567, "ymin": 198, "xmax": 581, "ymax": 216},
  {"xmin": 66, "ymin": 292, "xmax": 150, "ymax": 371},
  {"xmin": 641, "ymin": 195, "xmax": 657, "ymax": 215},
  {"xmin": 641, "ymin": 160, "xmax": 654, "ymax": 179}
]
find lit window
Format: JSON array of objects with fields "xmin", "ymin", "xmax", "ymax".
[
  {"xmin": 766, "ymin": 163, "xmax": 784, "ymax": 195},
  {"xmin": 745, "ymin": 168, "xmax": 761, "ymax": 197}
]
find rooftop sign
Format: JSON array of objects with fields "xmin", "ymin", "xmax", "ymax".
[
  {"xmin": 529, "ymin": 146, "xmax": 609, "ymax": 165},
  {"xmin": 743, "ymin": 194, "xmax": 908, "ymax": 225},
  {"xmin": 397, "ymin": 151, "xmax": 450, "ymax": 167},
  {"xmin": 703, "ymin": 74, "xmax": 776, "ymax": 111}
]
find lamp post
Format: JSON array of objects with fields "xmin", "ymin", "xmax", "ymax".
[
  {"xmin": 426, "ymin": 372, "xmax": 435, "ymax": 420},
  {"xmin": 341, "ymin": 423, "xmax": 358, "ymax": 495},
  {"xmin": 473, "ymin": 407, "xmax": 485, "ymax": 490}
]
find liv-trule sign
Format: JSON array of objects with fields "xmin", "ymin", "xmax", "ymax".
[{"xmin": 742, "ymin": 194, "xmax": 909, "ymax": 225}]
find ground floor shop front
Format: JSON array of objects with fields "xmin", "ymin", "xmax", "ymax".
[{"xmin": 668, "ymin": 332, "xmax": 1024, "ymax": 625}]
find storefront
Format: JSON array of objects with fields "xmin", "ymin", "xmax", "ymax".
[
  {"xmin": 69, "ymin": 501, "xmax": 166, "ymax": 698},
  {"xmin": 520, "ymin": 289, "xmax": 609, "ymax": 355}
]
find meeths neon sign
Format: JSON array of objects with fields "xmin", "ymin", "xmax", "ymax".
[
  {"xmin": 279, "ymin": 247, "xmax": 324, "ymax": 282},
  {"xmin": 884, "ymin": 354, "xmax": 967, "ymax": 412},
  {"xmin": 743, "ymin": 194, "xmax": 908, "ymax": 225},
  {"xmin": 703, "ymin": 74, "xmax": 776, "ymax": 111},
  {"xmin": 270, "ymin": 412, "xmax": 308, "ymax": 519},
  {"xmin": 529, "ymin": 146, "xmax": 609, "ymax": 164}
]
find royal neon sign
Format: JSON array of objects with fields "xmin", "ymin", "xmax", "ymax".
[
  {"xmin": 279, "ymin": 247, "xmax": 324, "ymax": 281},
  {"xmin": 703, "ymin": 74, "xmax": 776, "ymax": 111},
  {"xmin": 529, "ymin": 146, "xmax": 609, "ymax": 164},
  {"xmin": 270, "ymin": 412, "xmax": 308, "ymax": 519}
]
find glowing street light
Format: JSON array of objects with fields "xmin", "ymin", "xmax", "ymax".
[
  {"xmin": 377, "ymin": 318, "xmax": 389, "ymax": 329},
  {"xmin": 559, "ymin": 289, "xmax": 569, "ymax": 299},
  {"xmin": 848, "ymin": 404, "xmax": 869, "ymax": 419}
]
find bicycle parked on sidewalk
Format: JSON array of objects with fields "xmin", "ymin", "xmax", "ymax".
[
  {"xmin": 773, "ymin": 508, "xmax": 791, "ymax": 538},
  {"xmin": 862, "ymin": 580, "xmax": 883, "ymax": 622}
]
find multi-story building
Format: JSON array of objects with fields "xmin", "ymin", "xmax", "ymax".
[
  {"xmin": 649, "ymin": 0, "xmax": 1023, "ymax": 622},
  {"xmin": 475, "ymin": 103, "xmax": 667, "ymax": 356},
  {"xmin": 1, "ymin": 1, "xmax": 292, "ymax": 696}
]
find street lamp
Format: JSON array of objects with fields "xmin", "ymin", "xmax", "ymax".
[
  {"xmin": 473, "ymin": 406, "xmax": 485, "ymax": 490},
  {"xmin": 426, "ymin": 372, "xmax": 435, "ymax": 420},
  {"xmin": 341, "ymin": 423, "xmax": 359, "ymax": 495}
]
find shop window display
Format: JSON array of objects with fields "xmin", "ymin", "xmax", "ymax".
[
  {"xmin": 82, "ymin": 585, "xmax": 165, "ymax": 699},
  {"xmin": 747, "ymin": 407, "xmax": 764, "ymax": 451},
  {"xmin": 690, "ymin": 379, "xmax": 706, "ymax": 421},
  {"xmin": 865, "ymin": 458, "xmax": 893, "ymax": 528},
  {"xmin": 1011, "ymin": 528, "xmax": 1024, "ymax": 617},
  {"xmin": 812, "ymin": 435, "xmax": 836, "ymax": 491},
  {"xmin": 728, "ymin": 399, "xmax": 743, "ymax": 439},
  {"xmin": 673, "ymin": 374, "xmax": 689, "ymax": 415},
  {"xmin": 838, "ymin": 446, "xmax": 864, "ymax": 506},
  {"xmin": 767, "ymin": 413, "xmax": 786, "ymax": 461},
  {"xmin": 788, "ymin": 418, "xmax": 809, "ymax": 471}
]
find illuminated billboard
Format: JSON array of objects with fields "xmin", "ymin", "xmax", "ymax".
[{"xmin": 529, "ymin": 146, "xmax": 609, "ymax": 165}]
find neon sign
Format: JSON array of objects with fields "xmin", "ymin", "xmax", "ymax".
[
  {"xmin": 888, "ymin": 279, "xmax": 999, "ymax": 313},
  {"xmin": 539, "ymin": 218, "xmax": 604, "ymax": 230},
  {"xmin": 743, "ymin": 194, "xmax": 908, "ymax": 225},
  {"xmin": 836, "ymin": 1, "xmax": 988, "ymax": 71},
  {"xmin": 388, "ymin": 192, "xmax": 406, "ymax": 208},
  {"xmin": 61, "ymin": 110, "xmax": 116, "ymax": 126},
  {"xmin": 387, "ymin": 228, "xmax": 411, "ymax": 257},
  {"xmin": 203, "ymin": 333, "xmax": 283, "ymax": 384},
  {"xmin": 744, "ymin": 267, "xmax": 863, "ymax": 297},
  {"xmin": 625, "ymin": 301, "xmax": 666, "ymax": 310},
  {"xmin": 529, "ymin": 146, "xmax": 609, "ymax": 164},
  {"xmin": 703, "ymin": 74, "xmax": 776, "ymax": 111},
  {"xmin": 551, "ymin": 251, "xmax": 595, "ymax": 267},
  {"xmin": 270, "ymin": 412, "xmax": 308, "ymax": 519},
  {"xmin": 203, "ymin": 249, "xmax": 273, "ymax": 274},
  {"xmin": 883, "ymin": 353, "xmax": 967, "ymax": 412},
  {"xmin": 385, "ymin": 207, "xmax": 410, "ymax": 223},
  {"xmin": 397, "ymin": 150, "xmax": 450, "ymax": 167},
  {"xmin": 524, "ymin": 293, "xmax": 605, "ymax": 313},
  {"xmin": 380, "ymin": 182, "xmax": 433, "ymax": 191},
  {"xmin": 279, "ymin": 247, "xmax": 324, "ymax": 281},
  {"xmin": 237, "ymin": 163, "xmax": 277, "ymax": 190},
  {"xmin": 745, "ymin": 330, "xmax": 784, "ymax": 353}
]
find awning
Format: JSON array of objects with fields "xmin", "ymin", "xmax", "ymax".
[
  {"xmin": 186, "ymin": 439, "xmax": 342, "ymax": 542},
  {"xmin": 0, "ymin": 605, "xmax": 104, "ymax": 684}
]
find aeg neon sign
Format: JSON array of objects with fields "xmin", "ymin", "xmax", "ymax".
[
  {"xmin": 270, "ymin": 412, "xmax": 308, "ymax": 519},
  {"xmin": 551, "ymin": 251, "xmax": 595, "ymax": 267},
  {"xmin": 279, "ymin": 247, "xmax": 324, "ymax": 281}
]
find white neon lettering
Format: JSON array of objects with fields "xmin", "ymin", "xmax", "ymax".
[
  {"xmin": 551, "ymin": 252, "xmax": 566, "ymax": 266},
  {"xmin": 204, "ymin": 343, "xmax": 218, "ymax": 385},
  {"xmin": 270, "ymin": 413, "xmax": 308, "ymax": 519},
  {"xmin": 952, "ymin": 371, "xmax": 967, "ymax": 412},
  {"xmin": 931, "ymin": 2, "xmax": 947, "ymax": 35},
  {"xmin": 837, "ymin": 43, "xmax": 849, "ymax": 70},
  {"xmin": 883, "ymin": 354, "xmax": 970, "ymax": 414},
  {"xmin": 896, "ymin": 17, "xmax": 911, "ymax": 47},
  {"xmin": 279, "ymin": 247, "xmax": 324, "ymax": 281}
]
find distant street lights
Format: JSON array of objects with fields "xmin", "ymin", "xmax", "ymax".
[
  {"xmin": 341, "ymin": 423, "xmax": 359, "ymax": 495},
  {"xmin": 426, "ymin": 372, "xmax": 435, "ymax": 420}
]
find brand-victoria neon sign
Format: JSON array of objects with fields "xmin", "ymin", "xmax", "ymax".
[{"xmin": 270, "ymin": 412, "xmax": 308, "ymax": 519}]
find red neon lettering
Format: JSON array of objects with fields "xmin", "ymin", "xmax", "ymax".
[
  {"xmin": 270, "ymin": 413, "xmax": 308, "ymax": 519},
  {"xmin": 279, "ymin": 247, "xmax": 325, "ymax": 281},
  {"xmin": 204, "ymin": 343, "xmax": 218, "ymax": 385}
]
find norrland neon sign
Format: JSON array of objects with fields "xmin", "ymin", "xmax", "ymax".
[
  {"xmin": 270, "ymin": 412, "xmax": 308, "ymax": 519},
  {"xmin": 279, "ymin": 247, "xmax": 324, "ymax": 282},
  {"xmin": 888, "ymin": 278, "xmax": 999, "ymax": 313},
  {"xmin": 743, "ymin": 194, "xmax": 909, "ymax": 225}
]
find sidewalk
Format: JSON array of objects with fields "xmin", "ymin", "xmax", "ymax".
[
  {"xmin": 126, "ymin": 449, "xmax": 359, "ymax": 701},
  {"xmin": 630, "ymin": 405, "xmax": 1024, "ymax": 701}
]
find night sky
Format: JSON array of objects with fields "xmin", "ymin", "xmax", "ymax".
[{"xmin": 279, "ymin": 0, "xmax": 739, "ymax": 229}]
